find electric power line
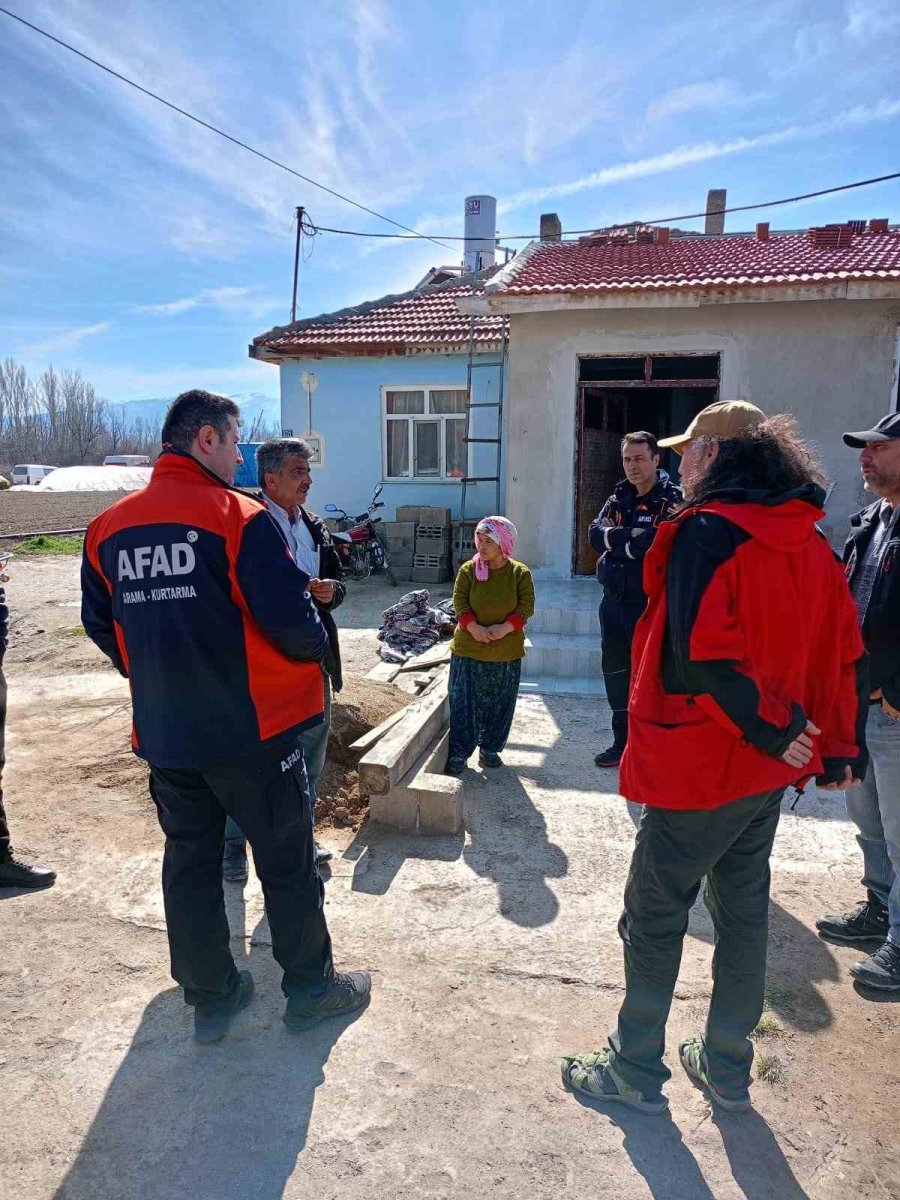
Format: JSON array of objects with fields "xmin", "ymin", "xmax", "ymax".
[
  {"xmin": 0, "ymin": 5, "xmax": 455, "ymax": 252},
  {"xmin": 308, "ymin": 169, "xmax": 900, "ymax": 242},
  {"xmin": 3, "ymin": 7, "xmax": 897, "ymax": 254}
]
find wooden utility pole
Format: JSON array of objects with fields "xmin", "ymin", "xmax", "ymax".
[{"xmin": 291, "ymin": 206, "xmax": 304, "ymax": 323}]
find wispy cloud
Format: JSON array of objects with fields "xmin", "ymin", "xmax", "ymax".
[
  {"xmin": 134, "ymin": 287, "xmax": 280, "ymax": 320},
  {"xmin": 500, "ymin": 98, "xmax": 900, "ymax": 214},
  {"xmin": 846, "ymin": 0, "xmax": 900, "ymax": 40},
  {"xmin": 21, "ymin": 321, "xmax": 111, "ymax": 355},
  {"xmin": 646, "ymin": 80, "xmax": 741, "ymax": 123}
]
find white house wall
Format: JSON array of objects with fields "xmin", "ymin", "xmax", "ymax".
[
  {"xmin": 278, "ymin": 353, "xmax": 506, "ymax": 521},
  {"xmin": 505, "ymin": 299, "xmax": 900, "ymax": 577}
]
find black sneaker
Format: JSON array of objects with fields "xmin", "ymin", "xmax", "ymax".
[
  {"xmin": 0, "ymin": 856, "xmax": 56, "ymax": 890},
  {"xmin": 283, "ymin": 970, "xmax": 372, "ymax": 1032},
  {"xmin": 816, "ymin": 894, "xmax": 889, "ymax": 944},
  {"xmin": 594, "ymin": 746, "xmax": 623, "ymax": 769},
  {"xmin": 850, "ymin": 940, "xmax": 900, "ymax": 991},
  {"xmin": 315, "ymin": 841, "xmax": 334, "ymax": 865},
  {"xmin": 222, "ymin": 843, "xmax": 249, "ymax": 885},
  {"xmin": 194, "ymin": 970, "xmax": 255, "ymax": 1044},
  {"xmin": 444, "ymin": 758, "xmax": 465, "ymax": 777},
  {"xmin": 479, "ymin": 750, "xmax": 502, "ymax": 769}
]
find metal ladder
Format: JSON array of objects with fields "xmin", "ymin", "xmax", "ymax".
[{"xmin": 460, "ymin": 312, "xmax": 508, "ymax": 522}]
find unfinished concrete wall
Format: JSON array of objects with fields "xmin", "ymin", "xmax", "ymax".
[{"xmin": 505, "ymin": 299, "xmax": 900, "ymax": 576}]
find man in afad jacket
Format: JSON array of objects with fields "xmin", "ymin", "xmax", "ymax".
[
  {"xmin": 223, "ymin": 435, "xmax": 346, "ymax": 879},
  {"xmin": 589, "ymin": 432, "xmax": 680, "ymax": 768},
  {"xmin": 562, "ymin": 399, "xmax": 867, "ymax": 1115},
  {"xmin": 817, "ymin": 412, "xmax": 900, "ymax": 992},
  {"xmin": 82, "ymin": 389, "xmax": 370, "ymax": 1044}
]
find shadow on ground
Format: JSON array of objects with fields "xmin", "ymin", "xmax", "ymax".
[
  {"xmin": 52, "ymin": 962, "xmax": 364, "ymax": 1200},
  {"xmin": 345, "ymin": 767, "xmax": 568, "ymax": 928},
  {"xmin": 570, "ymin": 1093, "xmax": 809, "ymax": 1200}
]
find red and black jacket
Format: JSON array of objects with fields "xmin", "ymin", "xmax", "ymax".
[
  {"xmin": 621, "ymin": 484, "xmax": 868, "ymax": 810},
  {"xmin": 81, "ymin": 451, "xmax": 328, "ymax": 769}
]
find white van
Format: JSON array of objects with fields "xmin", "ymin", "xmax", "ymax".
[
  {"xmin": 11, "ymin": 464, "xmax": 57, "ymax": 486},
  {"xmin": 103, "ymin": 455, "xmax": 151, "ymax": 467}
]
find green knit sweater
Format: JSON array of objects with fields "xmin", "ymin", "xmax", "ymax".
[{"xmin": 451, "ymin": 558, "xmax": 536, "ymax": 662}]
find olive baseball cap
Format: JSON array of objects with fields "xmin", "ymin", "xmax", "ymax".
[
  {"xmin": 658, "ymin": 399, "xmax": 767, "ymax": 455},
  {"xmin": 842, "ymin": 412, "xmax": 900, "ymax": 448}
]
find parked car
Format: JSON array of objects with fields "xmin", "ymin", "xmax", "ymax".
[
  {"xmin": 11, "ymin": 463, "xmax": 57, "ymax": 486},
  {"xmin": 103, "ymin": 454, "xmax": 151, "ymax": 467}
]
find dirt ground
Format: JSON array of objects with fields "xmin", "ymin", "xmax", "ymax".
[
  {"xmin": 0, "ymin": 491, "xmax": 132, "ymax": 536},
  {"xmin": 0, "ymin": 557, "xmax": 897, "ymax": 1200}
]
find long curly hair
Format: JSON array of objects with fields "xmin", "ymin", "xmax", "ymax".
[{"xmin": 687, "ymin": 413, "xmax": 826, "ymax": 503}]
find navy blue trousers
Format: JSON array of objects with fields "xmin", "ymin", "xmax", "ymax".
[{"xmin": 448, "ymin": 654, "xmax": 522, "ymax": 763}]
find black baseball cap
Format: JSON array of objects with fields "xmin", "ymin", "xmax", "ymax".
[{"xmin": 843, "ymin": 412, "xmax": 900, "ymax": 448}]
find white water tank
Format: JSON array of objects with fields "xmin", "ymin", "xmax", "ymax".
[{"xmin": 463, "ymin": 195, "xmax": 497, "ymax": 273}]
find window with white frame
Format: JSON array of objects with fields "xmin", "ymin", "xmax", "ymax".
[{"xmin": 382, "ymin": 387, "xmax": 468, "ymax": 481}]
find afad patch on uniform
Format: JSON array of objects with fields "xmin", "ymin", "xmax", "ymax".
[{"xmin": 281, "ymin": 746, "xmax": 303, "ymax": 773}]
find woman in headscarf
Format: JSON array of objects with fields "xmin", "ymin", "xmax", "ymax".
[{"xmin": 445, "ymin": 516, "xmax": 535, "ymax": 775}]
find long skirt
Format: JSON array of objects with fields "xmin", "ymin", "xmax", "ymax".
[{"xmin": 447, "ymin": 654, "xmax": 522, "ymax": 763}]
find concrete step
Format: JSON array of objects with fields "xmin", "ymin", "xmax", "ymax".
[
  {"xmin": 529, "ymin": 605, "xmax": 597, "ymax": 637},
  {"xmin": 522, "ymin": 632, "xmax": 602, "ymax": 679},
  {"xmin": 518, "ymin": 676, "xmax": 608, "ymax": 700}
]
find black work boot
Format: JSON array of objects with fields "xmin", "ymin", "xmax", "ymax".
[
  {"xmin": 283, "ymin": 970, "xmax": 372, "ymax": 1032},
  {"xmin": 222, "ymin": 842, "xmax": 249, "ymax": 885},
  {"xmin": 594, "ymin": 745, "xmax": 623, "ymax": 769},
  {"xmin": 850, "ymin": 941, "xmax": 900, "ymax": 992},
  {"xmin": 194, "ymin": 971, "xmax": 255, "ymax": 1044},
  {"xmin": 816, "ymin": 893, "xmax": 889, "ymax": 944},
  {"xmin": 0, "ymin": 855, "xmax": 56, "ymax": 890}
]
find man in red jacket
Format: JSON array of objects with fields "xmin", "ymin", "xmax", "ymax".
[
  {"xmin": 82, "ymin": 390, "xmax": 370, "ymax": 1044},
  {"xmin": 562, "ymin": 400, "xmax": 868, "ymax": 1115}
]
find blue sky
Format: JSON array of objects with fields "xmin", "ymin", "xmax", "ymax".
[{"xmin": 2, "ymin": 0, "xmax": 900, "ymax": 402}]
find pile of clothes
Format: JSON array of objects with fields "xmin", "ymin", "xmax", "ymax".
[{"xmin": 377, "ymin": 590, "xmax": 456, "ymax": 663}]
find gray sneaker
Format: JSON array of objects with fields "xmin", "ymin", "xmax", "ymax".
[
  {"xmin": 850, "ymin": 940, "xmax": 900, "ymax": 991},
  {"xmin": 283, "ymin": 970, "xmax": 372, "ymax": 1032}
]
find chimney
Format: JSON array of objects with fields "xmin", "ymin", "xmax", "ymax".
[
  {"xmin": 656, "ymin": 227, "xmax": 670, "ymax": 245},
  {"xmin": 870, "ymin": 218, "xmax": 889, "ymax": 233},
  {"xmin": 705, "ymin": 189, "xmax": 727, "ymax": 236},
  {"xmin": 540, "ymin": 212, "xmax": 562, "ymax": 242},
  {"xmin": 756, "ymin": 222, "xmax": 769, "ymax": 241}
]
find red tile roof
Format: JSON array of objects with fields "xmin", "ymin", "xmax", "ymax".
[
  {"xmin": 491, "ymin": 225, "xmax": 900, "ymax": 296},
  {"xmin": 251, "ymin": 270, "xmax": 505, "ymax": 359}
]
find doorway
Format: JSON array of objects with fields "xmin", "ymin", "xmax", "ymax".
[{"xmin": 574, "ymin": 354, "xmax": 719, "ymax": 575}]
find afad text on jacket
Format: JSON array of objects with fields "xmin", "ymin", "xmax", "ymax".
[{"xmin": 81, "ymin": 450, "xmax": 328, "ymax": 769}]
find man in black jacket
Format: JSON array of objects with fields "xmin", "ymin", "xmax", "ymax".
[
  {"xmin": 223, "ymin": 437, "xmax": 346, "ymax": 879},
  {"xmin": 817, "ymin": 412, "xmax": 900, "ymax": 991},
  {"xmin": 0, "ymin": 565, "xmax": 56, "ymax": 890},
  {"xmin": 589, "ymin": 432, "xmax": 681, "ymax": 768}
]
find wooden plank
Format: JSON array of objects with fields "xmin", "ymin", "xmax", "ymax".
[
  {"xmin": 359, "ymin": 668, "xmax": 450, "ymax": 795},
  {"xmin": 348, "ymin": 707, "xmax": 407, "ymax": 754},
  {"xmin": 365, "ymin": 661, "xmax": 401, "ymax": 683},
  {"xmin": 394, "ymin": 643, "xmax": 453, "ymax": 673}
]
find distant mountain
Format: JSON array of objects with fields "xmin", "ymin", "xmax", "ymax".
[{"xmin": 112, "ymin": 392, "xmax": 280, "ymax": 433}]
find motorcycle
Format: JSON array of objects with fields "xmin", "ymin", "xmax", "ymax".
[{"xmin": 325, "ymin": 484, "xmax": 397, "ymax": 586}]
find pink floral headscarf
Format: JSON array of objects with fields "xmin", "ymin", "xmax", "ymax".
[{"xmin": 473, "ymin": 516, "xmax": 518, "ymax": 581}]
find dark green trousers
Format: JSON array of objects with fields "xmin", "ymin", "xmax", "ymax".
[{"xmin": 608, "ymin": 787, "xmax": 784, "ymax": 1098}]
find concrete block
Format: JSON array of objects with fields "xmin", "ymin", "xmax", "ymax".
[
  {"xmin": 368, "ymin": 788, "xmax": 419, "ymax": 832},
  {"xmin": 366, "ymin": 730, "xmax": 465, "ymax": 836}
]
